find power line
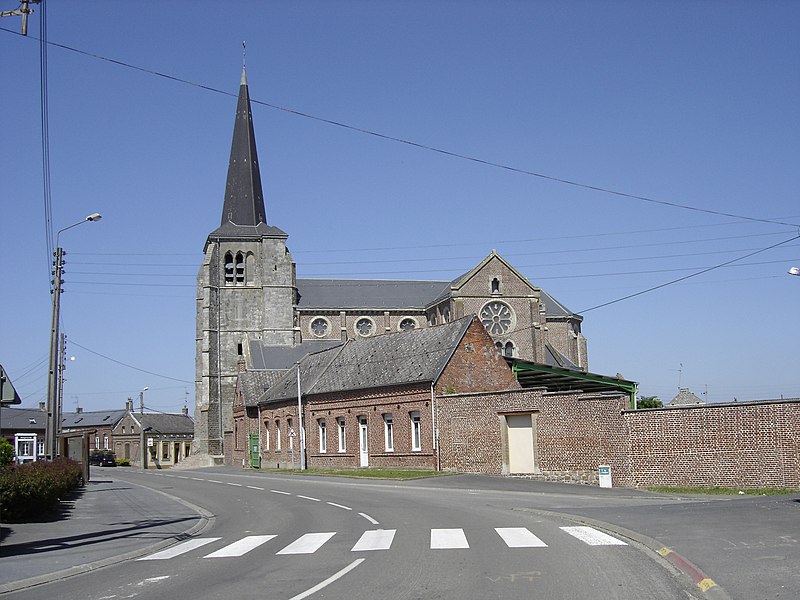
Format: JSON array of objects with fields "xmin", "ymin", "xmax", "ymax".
[
  {"xmin": 577, "ymin": 235, "xmax": 800, "ymax": 313},
  {"xmin": 67, "ymin": 339, "xmax": 193, "ymax": 384},
  {"xmin": 3, "ymin": 26, "xmax": 797, "ymax": 230}
]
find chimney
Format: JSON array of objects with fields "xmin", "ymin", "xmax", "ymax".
[
  {"xmin": 126, "ymin": 398, "xmax": 134, "ymax": 412},
  {"xmin": 75, "ymin": 407, "xmax": 83, "ymax": 414},
  {"xmin": 182, "ymin": 405, "xmax": 189, "ymax": 416},
  {"xmin": 39, "ymin": 401, "xmax": 46, "ymax": 411}
]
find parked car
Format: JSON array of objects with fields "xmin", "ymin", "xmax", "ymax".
[{"xmin": 89, "ymin": 452, "xmax": 117, "ymax": 467}]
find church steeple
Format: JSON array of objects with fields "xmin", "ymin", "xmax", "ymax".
[
  {"xmin": 209, "ymin": 68, "xmax": 285, "ymax": 241},
  {"xmin": 221, "ymin": 66, "xmax": 266, "ymax": 227}
]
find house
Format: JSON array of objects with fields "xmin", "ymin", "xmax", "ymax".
[
  {"xmin": 195, "ymin": 69, "xmax": 588, "ymax": 461},
  {"xmin": 61, "ymin": 407, "xmax": 127, "ymax": 452},
  {"xmin": 113, "ymin": 408, "xmax": 194, "ymax": 468},
  {"xmin": 232, "ymin": 315, "xmax": 521, "ymax": 469},
  {"xmin": 0, "ymin": 404, "xmax": 47, "ymax": 463}
]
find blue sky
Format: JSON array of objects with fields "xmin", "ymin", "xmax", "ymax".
[{"xmin": 2, "ymin": 1, "xmax": 798, "ymax": 414}]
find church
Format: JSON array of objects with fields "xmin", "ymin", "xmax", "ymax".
[{"xmin": 193, "ymin": 69, "xmax": 588, "ymax": 460}]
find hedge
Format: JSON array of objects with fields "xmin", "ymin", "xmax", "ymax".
[{"xmin": 0, "ymin": 458, "xmax": 84, "ymax": 522}]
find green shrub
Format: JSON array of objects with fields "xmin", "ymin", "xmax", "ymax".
[
  {"xmin": 116, "ymin": 458, "xmax": 131, "ymax": 467},
  {"xmin": 0, "ymin": 458, "xmax": 83, "ymax": 522},
  {"xmin": 0, "ymin": 438, "xmax": 14, "ymax": 466}
]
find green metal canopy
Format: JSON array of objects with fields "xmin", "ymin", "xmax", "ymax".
[{"xmin": 507, "ymin": 358, "xmax": 638, "ymax": 409}]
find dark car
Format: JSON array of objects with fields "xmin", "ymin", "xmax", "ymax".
[{"xmin": 89, "ymin": 452, "xmax": 116, "ymax": 467}]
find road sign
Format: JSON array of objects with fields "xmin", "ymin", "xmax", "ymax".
[
  {"xmin": 289, "ymin": 428, "xmax": 296, "ymax": 438},
  {"xmin": 1, "ymin": 364, "xmax": 21, "ymax": 405}
]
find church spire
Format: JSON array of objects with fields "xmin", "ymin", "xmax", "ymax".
[{"xmin": 219, "ymin": 66, "xmax": 267, "ymax": 228}]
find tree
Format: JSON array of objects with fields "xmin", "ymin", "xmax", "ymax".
[
  {"xmin": 0, "ymin": 438, "xmax": 15, "ymax": 466},
  {"xmin": 637, "ymin": 395, "xmax": 663, "ymax": 409}
]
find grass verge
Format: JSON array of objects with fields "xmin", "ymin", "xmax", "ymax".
[
  {"xmin": 250, "ymin": 467, "xmax": 448, "ymax": 480},
  {"xmin": 647, "ymin": 486, "xmax": 797, "ymax": 496}
]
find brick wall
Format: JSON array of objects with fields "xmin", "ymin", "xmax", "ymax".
[
  {"xmin": 622, "ymin": 400, "xmax": 800, "ymax": 489},
  {"xmin": 436, "ymin": 388, "xmax": 629, "ymax": 481}
]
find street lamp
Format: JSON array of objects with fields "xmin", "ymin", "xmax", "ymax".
[
  {"xmin": 45, "ymin": 213, "xmax": 102, "ymax": 460},
  {"xmin": 139, "ymin": 386, "xmax": 149, "ymax": 469},
  {"xmin": 789, "ymin": 267, "xmax": 800, "ymax": 276}
]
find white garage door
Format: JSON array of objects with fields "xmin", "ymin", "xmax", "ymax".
[{"xmin": 507, "ymin": 414, "xmax": 535, "ymax": 474}]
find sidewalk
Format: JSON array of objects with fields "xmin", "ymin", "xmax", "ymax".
[{"xmin": 0, "ymin": 470, "xmax": 211, "ymax": 594}]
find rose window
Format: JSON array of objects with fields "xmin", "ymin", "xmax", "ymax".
[
  {"xmin": 355, "ymin": 317, "xmax": 374, "ymax": 337},
  {"xmin": 480, "ymin": 301, "xmax": 513, "ymax": 335},
  {"xmin": 399, "ymin": 318, "xmax": 416, "ymax": 332},
  {"xmin": 311, "ymin": 317, "xmax": 329, "ymax": 337}
]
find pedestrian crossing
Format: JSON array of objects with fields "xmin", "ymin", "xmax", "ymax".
[{"xmin": 138, "ymin": 525, "xmax": 627, "ymax": 561}]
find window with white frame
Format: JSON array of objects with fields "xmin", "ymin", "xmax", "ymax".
[
  {"xmin": 319, "ymin": 419, "xmax": 327, "ymax": 453},
  {"xmin": 37, "ymin": 440, "xmax": 44, "ymax": 457},
  {"xmin": 276, "ymin": 419, "xmax": 281, "ymax": 450},
  {"xmin": 337, "ymin": 417, "xmax": 346, "ymax": 452},
  {"xmin": 287, "ymin": 418, "xmax": 294, "ymax": 451},
  {"xmin": 410, "ymin": 411, "xmax": 421, "ymax": 451},
  {"xmin": 95, "ymin": 435, "xmax": 100, "ymax": 449},
  {"xmin": 103, "ymin": 435, "xmax": 109, "ymax": 450},
  {"xmin": 263, "ymin": 420, "xmax": 270, "ymax": 450},
  {"xmin": 383, "ymin": 414, "xmax": 394, "ymax": 451}
]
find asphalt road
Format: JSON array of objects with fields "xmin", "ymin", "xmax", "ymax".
[{"xmin": 2, "ymin": 468, "xmax": 724, "ymax": 600}]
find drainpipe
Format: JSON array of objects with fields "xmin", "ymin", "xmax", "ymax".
[{"xmin": 431, "ymin": 382, "xmax": 439, "ymax": 472}]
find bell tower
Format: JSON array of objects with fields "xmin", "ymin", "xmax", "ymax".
[{"xmin": 194, "ymin": 68, "xmax": 296, "ymax": 459}]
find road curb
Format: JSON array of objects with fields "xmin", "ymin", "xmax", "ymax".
[
  {"xmin": 0, "ymin": 478, "xmax": 215, "ymax": 595},
  {"xmin": 515, "ymin": 506, "xmax": 732, "ymax": 600}
]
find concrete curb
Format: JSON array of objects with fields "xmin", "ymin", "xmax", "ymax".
[
  {"xmin": 0, "ymin": 479, "xmax": 215, "ymax": 595},
  {"xmin": 515, "ymin": 507, "xmax": 732, "ymax": 600}
]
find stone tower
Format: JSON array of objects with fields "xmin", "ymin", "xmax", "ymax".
[{"xmin": 194, "ymin": 68, "xmax": 296, "ymax": 458}]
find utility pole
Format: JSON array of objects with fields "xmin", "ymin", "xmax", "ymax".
[
  {"xmin": 0, "ymin": 0, "xmax": 39, "ymax": 35},
  {"xmin": 296, "ymin": 363, "xmax": 305, "ymax": 470},
  {"xmin": 45, "ymin": 247, "xmax": 64, "ymax": 460},
  {"xmin": 139, "ymin": 387, "xmax": 148, "ymax": 469}
]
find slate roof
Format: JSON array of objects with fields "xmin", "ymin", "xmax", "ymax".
[
  {"xmin": 134, "ymin": 413, "xmax": 194, "ymax": 435},
  {"xmin": 544, "ymin": 343, "xmax": 581, "ymax": 370},
  {"xmin": 668, "ymin": 388, "xmax": 705, "ymax": 406},
  {"xmin": 260, "ymin": 316, "xmax": 475, "ymax": 404},
  {"xmin": 249, "ymin": 340, "xmax": 344, "ymax": 370},
  {"xmin": 61, "ymin": 409, "xmax": 127, "ymax": 429},
  {"xmin": 0, "ymin": 407, "xmax": 47, "ymax": 432},
  {"xmin": 240, "ymin": 370, "xmax": 285, "ymax": 408},
  {"xmin": 208, "ymin": 67, "xmax": 286, "ymax": 241},
  {"xmin": 296, "ymin": 279, "xmax": 449, "ymax": 310}
]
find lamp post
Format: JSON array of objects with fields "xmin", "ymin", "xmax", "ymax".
[
  {"xmin": 139, "ymin": 386, "xmax": 149, "ymax": 469},
  {"xmin": 789, "ymin": 267, "xmax": 800, "ymax": 277},
  {"xmin": 45, "ymin": 213, "xmax": 102, "ymax": 460}
]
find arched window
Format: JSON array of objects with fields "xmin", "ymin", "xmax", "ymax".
[
  {"xmin": 224, "ymin": 252, "xmax": 234, "ymax": 284},
  {"xmin": 504, "ymin": 341, "xmax": 514, "ymax": 358},
  {"xmin": 246, "ymin": 253, "xmax": 255, "ymax": 284},
  {"xmin": 491, "ymin": 277, "xmax": 500, "ymax": 294},
  {"xmin": 235, "ymin": 252, "xmax": 245, "ymax": 284}
]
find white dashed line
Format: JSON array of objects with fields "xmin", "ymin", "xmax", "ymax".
[
  {"xmin": 327, "ymin": 502, "xmax": 352, "ymax": 510},
  {"xmin": 296, "ymin": 495, "xmax": 320, "ymax": 502},
  {"xmin": 226, "ymin": 482, "xmax": 243, "ymax": 487},
  {"xmin": 247, "ymin": 485, "xmax": 265, "ymax": 490},
  {"xmin": 271, "ymin": 490, "xmax": 292, "ymax": 495}
]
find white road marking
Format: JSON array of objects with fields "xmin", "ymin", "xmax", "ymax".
[
  {"xmin": 138, "ymin": 538, "xmax": 220, "ymax": 560},
  {"xmin": 247, "ymin": 485, "xmax": 265, "ymax": 490},
  {"xmin": 359, "ymin": 512, "xmax": 379, "ymax": 525},
  {"xmin": 226, "ymin": 482, "xmax": 243, "ymax": 487},
  {"xmin": 495, "ymin": 527, "xmax": 548, "ymax": 548},
  {"xmin": 288, "ymin": 559, "xmax": 365, "ymax": 600},
  {"xmin": 352, "ymin": 529, "xmax": 396, "ymax": 551},
  {"xmin": 203, "ymin": 535, "xmax": 276, "ymax": 558},
  {"xmin": 431, "ymin": 528, "xmax": 469, "ymax": 549},
  {"xmin": 176, "ymin": 476, "xmax": 189, "ymax": 479},
  {"xmin": 560, "ymin": 526, "xmax": 628, "ymax": 546},
  {"xmin": 191, "ymin": 477, "xmax": 205, "ymax": 481},
  {"xmin": 276, "ymin": 532, "xmax": 336, "ymax": 555},
  {"xmin": 271, "ymin": 489, "xmax": 292, "ymax": 495},
  {"xmin": 296, "ymin": 495, "xmax": 320, "ymax": 502},
  {"xmin": 207, "ymin": 480, "xmax": 223, "ymax": 484},
  {"xmin": 327, "ymin": 502, "xmax": 352, "ymax": 510}
]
